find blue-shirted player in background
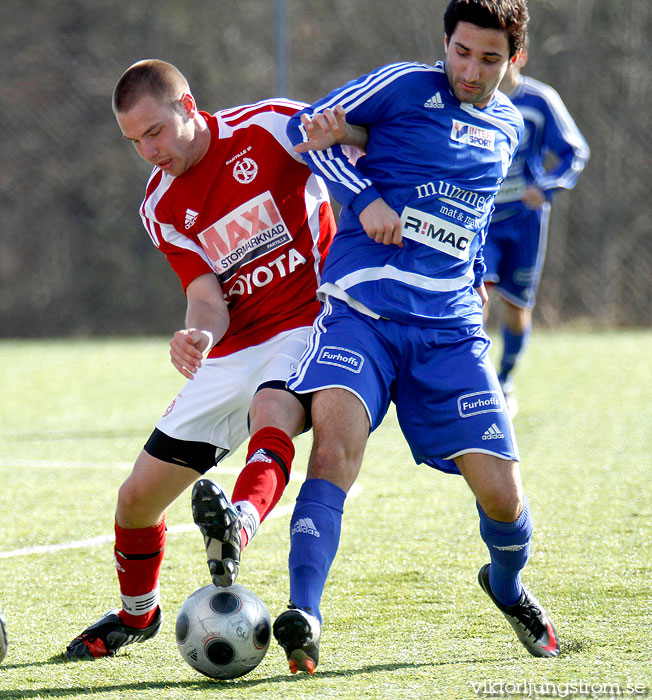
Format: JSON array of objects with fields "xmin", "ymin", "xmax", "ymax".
[
  {"xmin": 0, "ymin": 604, "xmax": 7, "ymax": 663},
  {"xmin": 484, "ymin": 42, "xmax": 590, "ymax": 417},
  {"xmin": 269, "ymin": 0, "xmax": 559, "ymax": 675}
]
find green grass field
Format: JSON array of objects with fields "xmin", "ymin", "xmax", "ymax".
[{"xmin": 0, "ymin": 330, "xmax": 650, "ymax": 700}]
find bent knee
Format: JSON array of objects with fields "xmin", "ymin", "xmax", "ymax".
[
  {"xmin": 308, "ymin": 443, "xmax": 362, "ymax": 492},
  {"xmin": 312, "ymin": 436, "xmax": 363, "ymax": 470},
  {"xmin": 480, "ymin": 492, "xmax": 524, "ymax": 523},
  {"xmin": 249, "ymin": 389, "xmax": 305, "ymax": 436},
  {"xmin": 117, "ymin": 479, "xmax": 158, "ymax": 527}
]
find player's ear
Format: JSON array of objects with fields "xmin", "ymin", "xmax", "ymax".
[
  {"xmin": 509, "ymin": 50, "xmax": 522, "ymax": 67},
  {"xmin": 517, "ymin": 49, "xmax": 529, "ymax": 69},
  {"xmin": 444, "ymin": 33, "xmax": 449, "ymax": 54},
  {"xmin": 180, "ymin": 92, "xmax": 196, "ymax": 116}
]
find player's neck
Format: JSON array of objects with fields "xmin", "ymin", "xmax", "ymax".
[
  {"xmin": 500, "ymin": 72, "xmax": 522, "ymax": 97},
  {"xmin": 190, "ymin": 113, "xmax": 212, "ymax": 169}
]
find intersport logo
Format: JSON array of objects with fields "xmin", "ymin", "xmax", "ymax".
[
  {"xmin": 451, "ymin": 119, "xmax": 496, "ymax": 151},
  {"xmin": 198, "ymin": 191, "xmax": 291, "ymax": 281}
]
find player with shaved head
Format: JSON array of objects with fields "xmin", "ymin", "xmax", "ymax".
[{"xmin": 65, "ymin": 59, "xmax": 336, "ymax": 660}]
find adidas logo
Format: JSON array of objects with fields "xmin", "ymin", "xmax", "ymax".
[
  {"xmin": 424, "ymin": 92, "xmax": 444, "ymax": 109},
  {"xmin": 248, "ymin": 449, "xmax": 273, "ymax": 465},
  {"xmin": 184, "ymin": 208, "xmax": 199, "ymax": 229},
  {"xmin": 482, "ymin": 423, "xmax": 505, "ymax": 440},
  {"xmin": 493, "ymin": 543, "xmax": 528, "ymax": 552},
  {"xmin": 291, "ymin": 517, "xmax": 320, "ymax": 538},
  {"xmin": 188, "ymin": 648, "xmax": 199, "ymax": 661}
]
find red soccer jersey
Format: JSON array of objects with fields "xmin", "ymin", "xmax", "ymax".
[{"xmin": 140, "ymin": 99, "xmax": 335, "ymax": 358}]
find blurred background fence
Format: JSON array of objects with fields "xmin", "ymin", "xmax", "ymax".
[{"xmin": 1, "ymin": 0, "xmax": 650, "ymax": 338}]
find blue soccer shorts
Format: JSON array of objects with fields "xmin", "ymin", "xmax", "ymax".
[
  {"xmin": 288, "ymin": 296, "xmax": 519, "ymax": 474},
  {"xmin": 483, "ymin": 202, "xmax": 551, "ymax": 309}
]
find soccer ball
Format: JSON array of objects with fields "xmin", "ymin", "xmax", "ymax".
[{"xmin": 175, "ymin": 583, "xmax": 271, "ymax": 679}]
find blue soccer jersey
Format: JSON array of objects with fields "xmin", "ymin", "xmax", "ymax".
[
  {"xmin": 485, "ymin": 75, "xmax": 590, "ymax": 308},
  {"xmin": 286, "ymin": 61, "xmax": 524, "ymax": 330},
  {"xmin": 492, "ymin": 75, "xmax": 590, "ymax": 222}
]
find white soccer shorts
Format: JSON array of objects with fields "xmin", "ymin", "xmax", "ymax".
[{"xmin": 155, "ymin": 326, "xmax": 311, "ymax": 456}]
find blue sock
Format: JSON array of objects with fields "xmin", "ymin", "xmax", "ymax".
[
  {"xmin": 498, "ymin": 325, "xmax": 531, "ymax": 384},
  {"xmin": 288, "ymin": 478, "xmax": 346, "ymax": 623},
  {"xmin": 477, "ymin": 499, "xmax": 533, "ymax": 607}
]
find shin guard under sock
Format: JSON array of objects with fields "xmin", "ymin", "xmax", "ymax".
[
  {"xmin": 232, "ymin": 426, "xmax": 295, "ymax": 547},
  {"xmin": 498, "ymin": 325, "xmax": 531, "ymax": 384},
  {"xmin": 478, "ymin": 499, "xmax": 532, "ymax": 607},
  {"xmin": 288, "ymin": 478, "xmax": 346, "ymax": 623},
  {"xmin": 115, "ymin": 520, "xmax": 165, "ymax": 628}
]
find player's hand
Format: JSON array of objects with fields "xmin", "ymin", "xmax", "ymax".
[
  {"xmin": 359, "ymin": 198, "xmax": 404, "ymax": 247},
  {"xmin": 521, "ymin": 186, "xmax": 546, "ymax": 210},
  {"xmin": 294, "ymin": 105, "xmax": 367, "ymax": 152},
  {"xmin": 474, "ymin": 283, "xmax": 488, "ymax": 307},
  {"xmin": 169, "ymin": 329, "xmax": 211, "ymax": 379}
]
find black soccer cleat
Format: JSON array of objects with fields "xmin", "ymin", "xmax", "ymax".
[
  {"xmin": 65, "ymin": 607, "xmax": 162, "ymax": 659},
  {"xmin": 273, "ymin": 605, "xmax": 321, "ymax": 675},
  {"xmin": 192, "ymin": 479, "xmax": 242, "ymax": 588},
  {"xmin": 0, "ymin": 604, "xmax": 8, "ymax": 663},
  {"xmin": 478, "ymin": 563, "xmax": 559, "ymax": 658}
]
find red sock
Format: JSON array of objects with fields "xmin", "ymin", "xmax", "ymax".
[
  {"xmin": 232, "ymin": 426, "xmax": 295, "ymax": 547},
  {"xmin": 115, "ymin": 519, "xmax": 166, "ymax": 629}
]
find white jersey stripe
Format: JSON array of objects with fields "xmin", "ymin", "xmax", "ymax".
[
  {"xmin": 330, "ymin": 264, "xmax": 475, "ymax": 294},
  {"xmin": 318, "ymin": 63, "xmax": 438, "ymax": 116},
  {"xmin": 339, "ymin": 64, "xmax": 437, "ymax": 113},
  {"xmin": 288, "ymin": 298, "xmax": 332, "ymax": 389},
  {"xmin": 522, "ymin": 82, "xmax": 590, "ymax": 189},
  {"xmin": 513, "ymin": 78, "xmax": 590, "ymax": 193},
  {"xmin": 304, "ymin": 172, "xmax": 331, "ymax": 283},
  {"xmin": 319, "ymin": 147, "xmax": 372, "ymax": 191},
  {"xmin": 220, "ymin": 98, "xmax": 306, "ymax": 123},
  {"xmin": 140, "ymin": 211, "xmax": 161, "ymax": 247},
  {"xmin": 304, "ymin": 148, "xmax": 364, "ymax": 195}
]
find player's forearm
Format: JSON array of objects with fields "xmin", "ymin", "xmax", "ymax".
[
  {"xmin": 287, "ymin": 107, "xmax": 374, "ymax": 208},
  {"xmin": 340, "ymin": 123, "xmax": 368, "ymax": 149},
  {"xmin": 183, "ymin": 272, "xmax": 230, "ymax": 348},
  {"xmin": 170, "ymin": 295, "xmax": 229, "ymax": 379},
  {"xmin": 293, "ymin": 105, "xmax": 368, "ymax": 152},
  {"xmin": 185, "ymin": 298, "xmax": 230, "ymax": 346}
]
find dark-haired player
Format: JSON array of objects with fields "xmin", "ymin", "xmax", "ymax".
[{"xmin": 273, "ymin": 0, "xmax": 559, "ymax": 674}]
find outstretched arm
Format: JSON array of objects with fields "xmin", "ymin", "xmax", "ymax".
[
  {"xmin": 296, "ymin": 108, "xmax": 403, "ymax": 247},
  {"xmin": 294, "ymin": 105, "xmax": 368, "ymax": 153},
  {"xmin": 287, "ymin": 64, "xmax": 412, "ymax": 224}
]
